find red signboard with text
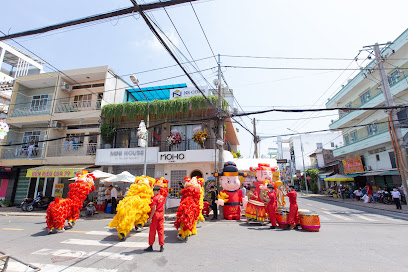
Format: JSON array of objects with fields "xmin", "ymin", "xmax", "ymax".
[{"xmin": 342, "ymin": 157, "xmax": 364, "ymax": 174}]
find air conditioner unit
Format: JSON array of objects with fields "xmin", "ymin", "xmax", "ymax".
[
  {"xmin": 53, "ymin": 121, "xmax": 63, "ymax": 129},
  {"xmin": 61, "ymin": 82, "xmax": 72, "ymax": 91},
  {"xmin": 364, "ymin": 166, "xmax": 372, "ymax": 171}
]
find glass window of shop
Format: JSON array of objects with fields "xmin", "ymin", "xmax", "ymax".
[{"xmin": 170, "ymin": 170, "xmax": 187, "ymax": 198}]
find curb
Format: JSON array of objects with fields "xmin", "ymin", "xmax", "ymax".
[{"xmin": 306, "ymin": 195, "xmax": 408, "ymax": 215}]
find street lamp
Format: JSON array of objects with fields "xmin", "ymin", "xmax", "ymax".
[
  {"xmin": 130, "ymin": 75, "xmax": 149, "ymax": 176},
  {"xmin": 287, "ymin": 128, "xmax": 309, "ymax": 194}
]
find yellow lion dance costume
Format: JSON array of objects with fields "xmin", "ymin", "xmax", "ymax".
[
  {"xmin": 108, "ymin": 175, "xmax": 155, "ymax": 240},
  {"xmin": 174, "ymin": 176, "xmax": 204, "ymax": 241}
]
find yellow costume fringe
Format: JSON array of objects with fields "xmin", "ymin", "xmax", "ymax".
[{"xmin": 108, "ymin": 176, "xmax": 154, "ymax": 239}]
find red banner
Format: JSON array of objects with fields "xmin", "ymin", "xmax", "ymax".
[{"xmin": 342, "ymin": 157, "xmax": 364, "ymax": 174}]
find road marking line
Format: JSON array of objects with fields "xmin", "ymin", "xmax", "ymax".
[
  {"xmin": 61, "ymin": 239, "xmax": 146, "ymax": 248},
  {"xmin": 2, "ymin": 228, "xmax": 24, "ymax": 230},
  {"xmin": 306, "ymin": 204, "xmax": 313, "ymax": 206},
  {"xmin": 318, "ymin": 215, "xmax": 331, "ymax": 221},
  {"xmin": 86, "ymin": 231, "xmax": 149, "ymax": 237},
  {"xmin": 370, "ymin": 214, "xmax": 406, "ymax": 223},
  {"xmin": 354, "ymin": 215, "xmax": 377, "ymax": 222},
  {"xmin": 32, "ymin": 248, "xmax": 133, "ymax": 261},
  {"xmin": 66, "ymin": 230, "xmax": 88, "ymax": 233},
  {"xmin": 323, "ymin": 211, "xmax": 353, "ymax": 221},
  {"xmin": 321, "ymin": 208, "xmax": 328, "ymax": 211},
  {"xmin": 7, "ymin": 262, "xmax": 118, "ymax": 272}
]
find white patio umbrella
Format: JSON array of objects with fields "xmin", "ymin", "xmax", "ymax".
[
  {"xmin": 101, "ymin": 171, "xmax": 135, "ymax": 183},
  {"xmin": 69, "ymin": 170, "xmax": 113, "ymax": 180}
]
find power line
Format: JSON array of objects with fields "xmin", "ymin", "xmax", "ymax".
[
  {"xmin": 221, "ymin": 54, "xmax": 408, "ymax": 61},
  {"xmin": 223, "ymin": 65, "xmax": 408, "ymax": 71}
]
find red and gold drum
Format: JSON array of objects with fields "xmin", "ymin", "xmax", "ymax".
[
  {"xmin": 246, "ymin": 200, "xmax": 267, "ymax": 221},
  {"xmin": 276, "ymin": 207, "xmax": 289, "ymax": 228},
  {"xmin": 299, "ymin": 212, "xmax": 320, "ymax": 232}
]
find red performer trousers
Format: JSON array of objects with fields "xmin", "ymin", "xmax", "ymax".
[
  {"xmin": 149, "ymin": 213, "xmax": 164, "ymax": 246},
  {"xmin": 267, "ymin": 204, "xmax": 277, "ymax": 227},
  {"xmin": 288, "ymin": 203, "xmax": 300, "ymax": 226}
]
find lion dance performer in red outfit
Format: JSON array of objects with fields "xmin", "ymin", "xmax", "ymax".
[
  {"xmin": 46, "ymin": 171, "xmax": 95, "ymax": 234},
  {"xmin": 174, "ymin": 176, "xmax": 204, "ymax": 241},
  {"xmin": 215, "ymin": 162, "xmax": 247, "ymax": 220}
]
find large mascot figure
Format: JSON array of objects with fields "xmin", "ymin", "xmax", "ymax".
[
  {"xmin": 46, "ymin": 171, "xmax": 95, "ymax": 234},
  {"xmin": 174, "ymin": 176, "xmax": 204, "ymax": 241},
  {"xmin": 108, "ymin": 175, "xmax": 156, "ymax": 240},
  {"xmin": 215, "ymin": 162, "xmax": 247, "ymax": 220}
]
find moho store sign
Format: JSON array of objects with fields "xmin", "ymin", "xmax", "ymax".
[
  {"xmin": 158, "ymin": 149, "xmax": 217, "ymax": 164},
  {"xmin": 95, "ymin": 147, "xmax": 159, "ymax": 165}
]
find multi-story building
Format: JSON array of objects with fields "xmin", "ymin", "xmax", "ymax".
[
  {"xmin": 0, "ymin": 41, "xmax": 44, "ymax": 119},
  {"xmin": 95, "ymin": 84, "xmax": 239, "ymax": 208},
  {"xmin": 0, "ymin": 66, "xmax": 129, "ymax": 204},
  {"xmin": 326, "ymin": 28, "xmax": 408, "ymax": 188}
]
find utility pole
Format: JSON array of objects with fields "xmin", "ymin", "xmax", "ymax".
[
  {"xmin": 373, "ymin": 43, "xmax": 408, "ymax": 195},
  {"xmin": 253, "ymin": 118, "xmax": 259, "ymax": 158},
  {"xmin": 217, "ymin": 54, "xmax": 224, "ymax": 172}
]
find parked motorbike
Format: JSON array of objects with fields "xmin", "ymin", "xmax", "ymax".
[
  {"xmin": 20, "ymin": 197, "xmax": 34, "ymax": 211},
  {"xmin": 382, "ymin": 191, "xmax": 393, "ymax": 205},
  {"xmin": 24, "ymin": 193, "xmax": 55, "ymax": 212}
]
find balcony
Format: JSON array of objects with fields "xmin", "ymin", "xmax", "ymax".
[
  {"xmin": 333, "ymin": 127, "xmax": 408, "ymax": 157},
  {"xmin": 9, "ymin": 103, "xmax": 52, "ymax": 118},
  {"xmin": 157, "ymin": 138, "xmax": 216, "ymax": 152},
  {"xmin": 1, "ymin": 145, "xmax": 44, "ymax": 160},
  {"xmin": 329, "ymin": 73, "xmax": 408, "ymax": 130},
  {"xmin": 47, "ymin": 142, "xmax": 98, "ymax": 157},
  {"xmin": 54, "ymin": 100, "xmax": 102, "ymax": 113}
]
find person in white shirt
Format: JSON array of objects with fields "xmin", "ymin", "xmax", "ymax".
[
  {"xmin": 111, "ymin": 185, "xmax": 118, "ymax": 214},
  {"xmin": 353, "ymin": 189, "xmax": 363, "ymax": 201},
  {"xmin": 391, "ymin": 187, "xmax": 402, "ymax": 210}
]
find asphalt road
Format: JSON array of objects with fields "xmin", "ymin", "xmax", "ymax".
[{"xmin": 1, "ymin": 196, "xmax": 408, "ymax": 272}]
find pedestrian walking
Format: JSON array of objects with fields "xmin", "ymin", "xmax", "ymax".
[
  {"xmin": 145, "ymin": 186, "xmax": 165, "ymax": 252},
  {"xmin": 210, "ymin": 186, "xmax": 218, "ymax": 220},
  {"xmin": 366, "ymin": 185, "xmax": 374, "ymax": 203},
  {"xmin": 104, "ymin": 185, "xmax": 112, "ymax": 213},
  {"xmin": 111, "ymin": 185, "xmax": 118, "ymax": 214},
  {"xmin": 391, "ymin": 187, "xmax": 402, "ymax": 210},
  {"xmin": 285, "ymin": 185, "xmax": 300, "ymax": 230}
]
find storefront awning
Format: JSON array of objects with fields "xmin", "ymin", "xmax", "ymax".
[
  {"xmin": 319, "ymin": 171, "xmax": 334, "ymax": 179},
  {"xmin": 363, "ymin": 170, "xmax": 400, "ymax": 176},
  {"xmin": 346, "ymin": 173, "xmax": 363, "ymax": 178},
  {"xmin": 26, "ymin": 165, "xmax": 93, "ymax": 178}
]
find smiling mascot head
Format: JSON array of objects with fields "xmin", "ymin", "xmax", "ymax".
[{"xmin": 214, "ymin": 161, "xmax": 247, "ymax": 191}]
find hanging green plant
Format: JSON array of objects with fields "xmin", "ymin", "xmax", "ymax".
[
  {"xmin": 101, "ymin": 95, "xmax": 227, "ymax": 123},
  {"xmin": 101, "ymin": 124, "xmax": 115, "ymax": 143}
]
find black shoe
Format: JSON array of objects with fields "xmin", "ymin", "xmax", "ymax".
[
  {"xmin": 144, "ymin": 245, "xmax": 153, "ymax": 252},
  {"xmin": 160, "ymin": 246, "xmax": 164, "ymax": 252},
  {"xmin": 294, "ymin": 225, "xmax": 299, "ymax": 230},
  {"xmin": 270, "ymin": 226, "xmax": 276, "ymax": 229}
]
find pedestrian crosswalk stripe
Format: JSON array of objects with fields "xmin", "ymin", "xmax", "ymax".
[
  {"xmin": 370, "ymin": 214, "xmax": 406, "ymax": 223},
  {"xmin": 354, "ymin": 215, "xmax": 377, "ymax": 222},
  {"xmin": 318, "ymin": 215, "xmax": 331, "ymax": 221},
  {"xmin": 321, "ymin": 208, "xmax": 328, "ymax": 211},
  {"xmin": 32, "ymin": 248, "xmax": 133, "ymax": 261},
  {"xmin": 86, "ymin": 230, "xmax": 150, "ymax": 237},
  {"xmin": 6, "ymin": 262, "xmax": 118, "ymax": 272},
  {"xmin": 61, "ymin": 239, "xmax": 146, "ymax": 248},
  {"xmin": 322, "ymin": 211, "xmax": 353, "ymax": 221},
  {"xmin": 307, "ymin": 204, "xmax": 313, "ymax": 206}
]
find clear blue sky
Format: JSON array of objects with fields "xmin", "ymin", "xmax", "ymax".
[{"xmin": 2, "ymin": 0, "xmax": 407, "ymax": 158}]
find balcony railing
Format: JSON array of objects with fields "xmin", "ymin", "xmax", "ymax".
[
  {"xmin": 331, "ymin": 73, "xmax": 408, "ymax": 125},
  {"xmin": 1, "ymin": 145, "xmax": 44, "ymax": 160},
  {"xmin": 9, "ymin": 103, "xmax": 52, "ymax": 117},
  {"xmin": 47, "ymin": 142, "xmax": 98, "ymax": 157},
  {"xmin": 54, "ymin": 100, "xmax": 102, "ymax": 113}
]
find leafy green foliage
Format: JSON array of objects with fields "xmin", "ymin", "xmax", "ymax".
[
  {"xmin": 101, "ymin": 95, "xmax": 228, "ymax": 122},
  {"xmin": 100, "ymin": 124, "xmax": 115, "ymax": 143},
  {"xmin": 306, "ymin": 168, "xmax": 319, "ymax": 182}
]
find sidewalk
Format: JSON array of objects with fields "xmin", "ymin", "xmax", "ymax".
[
  {"xmin": 305, "ymin": 194, "xmax": 408, "ymax": 215},
  {"xmin": 0, "ymin": 206, "xmax": 177, "ymax": 221}
]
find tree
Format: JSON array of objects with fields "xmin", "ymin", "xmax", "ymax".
[{"xmin": 306, "ymin": 168, "xmax": 319, "ymax": 194}]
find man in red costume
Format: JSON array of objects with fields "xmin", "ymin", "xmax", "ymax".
[
  {"xmin": 261, "ymin": 184, "xmax": 277, "ymax": 229},
  {"xmin": 145, "ymin": 186, "xmax": 165, "ymax": 252},
  {"xmin": 285, "ymin": 184, "xmax": 300, "ymax": 230}
]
